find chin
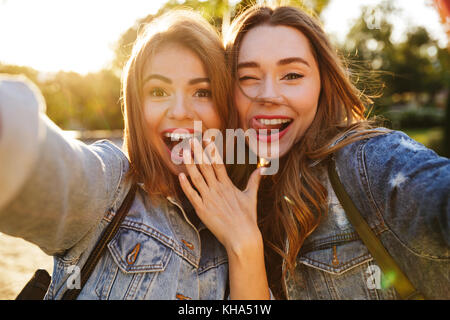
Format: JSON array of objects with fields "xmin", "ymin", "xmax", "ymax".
[
  {"xmin": 166, "ymin": 162, "xmax": 187, "ymax": 176},
  {"xmin": 248, "ymin": 141, "xmax": 291, "ymax": 161}
]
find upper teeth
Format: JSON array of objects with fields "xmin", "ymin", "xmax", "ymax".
[
  {"xmin": 257, "ymin": 118, "xmax": 291, "ymax": 125},
  {"xmin": 164, "ymin": 132, "xmax": 194, "ymax": 141}
]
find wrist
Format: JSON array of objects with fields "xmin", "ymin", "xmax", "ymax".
[{"xmin": 225, "ymin": 229, "xmax": 264, "ymax": 260}]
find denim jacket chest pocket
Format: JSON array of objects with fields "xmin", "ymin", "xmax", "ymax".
[
  {"xmin": 298, "ymin": 236, "xmax": 372, "ymax": 275},
  {"xmin": 49, "ymin": 187, "xmax": 229, "ymax": 300},
  {"xmin": 93, "ymin": 221, "xmax": 173, "ymax": 300},
  {"xmin": 288, "ymin": 234, "xmax": 399, "ymax": 300},
  {"xmin": 285, "ymin": 175, "xmax": 399, "ymax": 300}
]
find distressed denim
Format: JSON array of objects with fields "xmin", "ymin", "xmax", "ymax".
[
  {"xmin": 1, "ymin": 77, "xmax": 447, "ymax": 300},
  {"xmin": 43, "ymin": 144, "xmax": 229, "ymax": 300},
  {"xmin": 44, "ymin": 156, "xmax": 229, "ymax": 300},
  {"xmin": 0, "ymin": 76, "xmax": 228, "ymax": 300},
  {"xmin": 285, "ymin": 130, "xmax": 450, "ymax": 299}
]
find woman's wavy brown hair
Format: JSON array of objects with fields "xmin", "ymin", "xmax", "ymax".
[
  {"xmin": 122, "ymin": 10, "xmax": 236, "ymax": 200},
  {"xmin": 225, "ymin": 5, "xmax": 385, "ymax": 298}
]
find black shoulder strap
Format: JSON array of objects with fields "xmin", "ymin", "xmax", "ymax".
[
  {"xmin": 327, "ymin": 158, "xmax": 425, "ymax": 300},
  {"xmin": 61, "ymin": 183, "xmax": 138, "ymax": 300}
]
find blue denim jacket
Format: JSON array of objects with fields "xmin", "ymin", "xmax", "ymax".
[
  {"xmin": 285, "ymin": 130, "xmax": 450, "ymax": 299},
  {"xmin": 0, "ymin": 77, "xmax": 447, "ymax": 300},
  {"xmin": 0, "ymin": 76, "xmax": 228, "ymax": 300},
  {"xmin": 44, "ymin": 141, "xmax": 229, "ymax": 300}
]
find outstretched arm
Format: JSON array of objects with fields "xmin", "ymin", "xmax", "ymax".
[
  {"xmin": 0, "ymin": 75, "xmax": 127, "ymax": 255},
  {"xmin": 336, "ymin": 130, "xmax": 450, "ymax": 257}
]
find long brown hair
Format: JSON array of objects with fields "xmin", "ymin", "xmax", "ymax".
[
  {"xmin": 122, "ymin": 10, "xmax": 236, "ymax": 200},
  {"xmin": 225, "ymin": 5, "xmax": 385, "ymax": 298}
]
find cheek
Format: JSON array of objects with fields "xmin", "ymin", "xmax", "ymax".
[
  {"xmin": 142, "ymin": 102, "xmax": 165, "ymax": 143},
  {"xmin": 289, "ymin": 83, "xmax": 320, "ymax": 118},
  {"xmin": 234, "ymin": 88, "xmax": 251, "ymax": 128},
  {"xmin": 143, "ymin": 101, "xmax": 159, "ymax": 126},
  {"xmin": 197, "ymin": 102, "xmax": 222, "ymax": 129}
]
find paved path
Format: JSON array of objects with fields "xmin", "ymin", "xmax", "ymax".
[{"xmin": 0, "ymin": 232, "xmax": 53, "ymax": 300}]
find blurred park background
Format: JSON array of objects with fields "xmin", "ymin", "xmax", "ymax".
[
  {"xmin": 0, "ymin": 0, "xmax": 449, "ymax": 299},
  {"xmin": 1, "ymin": 0, "xmax": 449, "ymax": 155}
]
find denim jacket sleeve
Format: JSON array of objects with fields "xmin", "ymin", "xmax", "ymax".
[
  {"xmin": 335, "ymin": 129, "xmax": 450, "ymax": 259},
  {"xmin": 0, "ymin": 75, "xmax": 127, "ymax": 256}
]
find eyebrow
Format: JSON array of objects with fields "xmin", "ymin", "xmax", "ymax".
[
  {"xmin": 143, "ymin": 74, "xmax": 171, "ymax": 84},
  {"xmin": 188, "ymin": 77, "xmax": 210, "ymax": 85},
  {"xmin": 237, "ymin": 57, "xmax": 310, "ymax": 69},
  {"xmin": 143, "ymin": 74, "xmax": 210, "ymax": 85},
  {"xmin": 237, "ymin": 62, "xmax": 259, "ymax": 70},
  {"xmin": 278, "ymin": 57, "xmax": 310, "ymax": 68}
]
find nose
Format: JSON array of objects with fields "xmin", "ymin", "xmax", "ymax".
[
  {"xmin": 167, "ymin": 93, "xmax": 194, "ymax": 120},
  {"xmin": 256, "ymin": 76, "xmax": 282, "ymax": 104}
]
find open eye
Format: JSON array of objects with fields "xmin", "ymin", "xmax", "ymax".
[
  {"xmin": 194, "ymin": 89, "xmax": 212, "ymax": 98},
  {"xmin": 150, "ymin": 88, "xmax": 168, "ymax": 97},
  {"xmin": 282, "ymin": 73, "xmax": 304, "ymax": 80}
]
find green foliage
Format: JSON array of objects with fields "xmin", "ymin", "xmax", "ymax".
[
  {"xmin": 112, "ymin": 0, "xmax": 233, "ymax": 73},
  {"xmin": 341, "ymin": 1, "xmax": 450, "ymax": 110},
  {"xmin": 2, "ymin": 0, "xmax": 447, "ymax": 135},
  {"xmin": 112, "ymin": 0, "xmax": 331, "ymax": 73},
  {"xmin": 0, "ymin": 64, "xmax": 122, "ymax": 130},
  {"xmin": 383, "ymin": 108, "xmax": 445, "ymax": 129},
  {"xmin": 403, "ymin": 127, "xmax": 445, "ymax": 156}
]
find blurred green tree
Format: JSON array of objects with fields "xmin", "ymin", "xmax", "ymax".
[
  {"xmin": 4, "ymin": 0, "xmax": 447, "ymax": 138},
  {"xmin": 112, "ymin": 0, "xmax": 232, "ymax": 74},
  {"xmin": 42, "ymin": 70, "xmax": 122, "ymax": 130},
  {"xmin": 112, "ymin": 0, "xmax": 331, "ymax": 74},
  {"xmin": 0, "ymin": 63, "xmax": 122, "ymax": 130},
  {"xmin": 342, "ymin": 1, "xmax": 449, "ymax": 110}
]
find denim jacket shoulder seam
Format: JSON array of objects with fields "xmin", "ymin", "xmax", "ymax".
[
  {"xmin": 99, "ymin": 141, "xmax": 128, "ymax": 213},
  {"xmin": 359, "ymin": 138, "xmax": 388, "ymax": 226},
  {"xmin": 382, "ymin": 226, "xmax": 450, "ymax": 261}
]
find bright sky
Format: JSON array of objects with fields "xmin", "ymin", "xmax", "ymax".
[
  {"xmin": 321, "ymin": 0, "xmax": 448, "ymax": 45},
  {"xmin": 0, "ymin": 0, "xmax": 447, "ymax": 74}
]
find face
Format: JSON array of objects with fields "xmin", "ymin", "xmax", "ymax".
[
  {"xmin": 235, "ymin": 25, "xmax": 321, "ymax": 159},
  {"xmin": 142, "ymin": 43, "xmax": 221, "ymax": 175}
]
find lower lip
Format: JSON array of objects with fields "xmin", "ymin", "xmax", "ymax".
[
  {"xmin": 164, "ymin": 141, "xmax": 193, "ymax": 164},
  {"xmin": 166, "ymin": 145, "xmax": 183, "ymax": 163},
  {"xmin": 251, "ymin": 118, "xmax": 292, "ymax": 142}
]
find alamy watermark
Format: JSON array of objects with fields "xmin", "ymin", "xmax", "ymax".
[
  {"xmin": 364, "ymin": 7, "xmax": 382, "ymax": 30},
  {"xmin": 167, "ymin": 120, "xmax": 280, "ymax": 175},
  {"xmin": 66, "ymin": 265, "xmax": 81, "ymax": 290},
  {"xmin": 366, "ymin": 264, "xmax": 395, "ymax": 290},
  {"xmin": 366, "ymin": 265, "xmax": 382, "ymax": 290}
]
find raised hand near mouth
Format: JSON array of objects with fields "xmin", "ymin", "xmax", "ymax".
[{"xmin": 178, "ymin": 138, "xmax": 270, "ymax": 300}]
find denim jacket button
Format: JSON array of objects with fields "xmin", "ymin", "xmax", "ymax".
[
  {"xmin": 182, "ymin": 239, "xmax": 195, "ymax": 250},
  {"xmin": 176, "ymin": 293, "xmax": 192, "ymax": 300},
  {"xmin": 126, "ymin": 243, "xmax": 141, "ymax": 265},
  {"xmin": 332, "ymin": 245, "xmax": 339, "ymax": 266}
]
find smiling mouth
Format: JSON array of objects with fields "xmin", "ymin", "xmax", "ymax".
[
  {"xmin": 250, "ymin": 116, "xmax": 293, "ymax": 142},
  {"xmin": 162, "ymin": 131, "xmax": 194, "ymax": 148},
  {"xmin": 161, "ymin": 129, "xmax": 196, "ymax": 161}
]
